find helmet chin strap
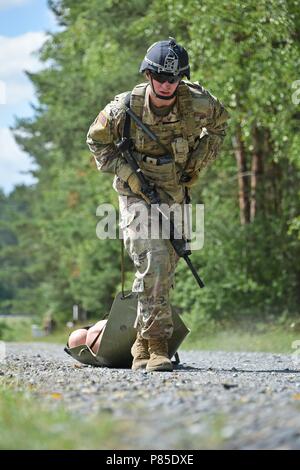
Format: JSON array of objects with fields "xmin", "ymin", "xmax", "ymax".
[{"xmin": 149, "ymin": 76, "xmax": 180, "ymax": 101}]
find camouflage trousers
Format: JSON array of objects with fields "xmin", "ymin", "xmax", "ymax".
[{"xmin": 119, "ymin": 194, "xmax": 186, "ymax": 340}]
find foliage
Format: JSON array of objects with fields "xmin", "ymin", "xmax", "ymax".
[{"xmin": 0, "ymin": 0, "xmax": 299, "ymax": 328}]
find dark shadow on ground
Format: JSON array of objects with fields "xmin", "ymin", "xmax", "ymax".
[{"xmin": 173, "ymin": 364, "xmax": 300, "ymax": 373}]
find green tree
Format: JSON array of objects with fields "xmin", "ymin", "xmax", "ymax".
[{"xmin": 1, "ymin": 0, "xmax": 299, "ymax": 331}]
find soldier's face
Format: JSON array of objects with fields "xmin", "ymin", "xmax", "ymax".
[{"xmin": 147, "ymin": 72, "xmax": 179, "ymax": 98}]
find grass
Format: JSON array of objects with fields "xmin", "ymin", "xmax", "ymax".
[
  {"xmin": 1, "ymin": 316, "xmax": 300, "ymax": 354},
  {"xmin": 0, "ymin": 384, "xmax": 128, "ymax": 450},
  {"xmin": 184, "ymin": 324, "xmax": 300, "ymax": 354},
  {"xmin": 0, "ymin": 382, "xmax": 230, "ymax": 450},
  {"xmin": 0, "ymin": 318, "xmax": 97, "ymax": 344},
  {"xmin": 0, "ymin": 317, "xmax": 32, "ymax": 341}
]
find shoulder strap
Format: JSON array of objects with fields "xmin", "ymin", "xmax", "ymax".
[
  {"xmin": 123, "ymin": 92, "xmax": 132, "ymax": 139},
  {"xmin": 131, "ymin": 83, "xmax": 148, "ymax": 119},
  {"xmin": 177, "ymin": 81, "xmax": 196, "ymax": 139}
]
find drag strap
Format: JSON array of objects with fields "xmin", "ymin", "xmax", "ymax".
[
  {"xmin": 121, "ymin": 238, "xmax": 126, "ymax": 298},
  {"xmin": 89, "ymin": 239, "xmax": 127, "ymax": 351}
]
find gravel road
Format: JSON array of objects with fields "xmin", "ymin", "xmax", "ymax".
[{"xmin": 1, "ymin": 342, "xmax": 300, "ymax": 449}]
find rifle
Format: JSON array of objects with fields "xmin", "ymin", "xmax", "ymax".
[{"xmin": 116, "ymin": 136, "xmax": 205, "ymax": 289}]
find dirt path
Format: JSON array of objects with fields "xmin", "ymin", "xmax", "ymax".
[{"xmin": 1, "ymin": 342, "xmax": 300, "ymax": 449}]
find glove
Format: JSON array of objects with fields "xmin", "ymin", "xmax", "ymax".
[
  {"xmin": 127, "ymin": 172, "xmax": 141, "ymax": 193},
  {"xmin": 183, "ymin": 172, "xmax": 199, "ymax": 188},
  {"xmin": 127, "ymin": 173, "xmax": 150, "ymax": 204}
]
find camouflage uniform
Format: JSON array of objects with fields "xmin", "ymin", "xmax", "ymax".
[{"xmin": 87, "ymin": 80, "xmax": 229, "ymax": 340}]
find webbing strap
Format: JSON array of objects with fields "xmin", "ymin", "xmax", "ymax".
[
  {"xmin": 90, "ymin": 235, "xmax": 128, "ymax": 350},
  {"xmin": 120, "ymin": 229, "xmax": 131, "ymax": 300},
  {"xmin": 123, "ymin": 92, "xmax": 132, "ymax": 140},
  {"xmin": 87, "ymin": 240, "xmax": 127, "ymax": 352},
  {"xmin": 121, "ymin": 238, "xmax": 126, "ymax": 298}
]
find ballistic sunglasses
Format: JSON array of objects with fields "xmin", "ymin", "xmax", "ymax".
[{"xmin": 150, "ymin": 72, "xmax": 182, "ymax": 84}]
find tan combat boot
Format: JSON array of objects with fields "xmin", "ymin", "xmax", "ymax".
[
  {"xmin": 131, "ymin": 332, "xmax": 150, "ymax": 371},
  {"xmin": 146, "ymin": 338, "xmax": 173, "ymax": 372}
]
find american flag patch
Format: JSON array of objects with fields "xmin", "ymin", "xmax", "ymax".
[{"xmin": 98, "ymin": 111, "xmax": 108, "ymax": 127}]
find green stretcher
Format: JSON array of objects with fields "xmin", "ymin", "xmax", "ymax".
[{"xmin": 64, "ymin": 291, "xmax": 190, "ymax": 368}]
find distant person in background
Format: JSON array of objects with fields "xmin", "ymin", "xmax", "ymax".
[{"xmin": 43, "ymin": 313, "xmax": 57, "ymax": 335}]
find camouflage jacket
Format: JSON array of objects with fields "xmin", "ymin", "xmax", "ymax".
[{"xmin": 86, "ymin": 81, "xmax": 229, "ymax": 203}]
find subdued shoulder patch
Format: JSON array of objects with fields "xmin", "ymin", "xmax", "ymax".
[
  {"xmin": 88, "ymin": 109, "xmax": 112, "ymax": 143},
  {"xmin": 98, "ymin": 111, "xmax": 108, "ymax": 128}
]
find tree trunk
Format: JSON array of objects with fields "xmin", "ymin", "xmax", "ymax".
[
  {"xmin": 264, "ymin": 129, "xmax": 282, "ymax": 216},
  {"xmin": 250, "ymin": 126, "xmax": 264, "ymax": 222},
  {"xmin": 232, "ymin": 125, "xmax": 250, "ymax": 225}
]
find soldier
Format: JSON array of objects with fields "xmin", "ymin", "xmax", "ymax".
[
  {"xmin": 43, "ymin": 312, "xmax": 56, "ymax": 336},
  {"xmin": 86, "ymin": 38, "xmax": 229, "ymax": 372}
]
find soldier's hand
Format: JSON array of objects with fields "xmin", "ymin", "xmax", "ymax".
[
  {"xmin": 183, "ymin": 172, "xmax": 199, "ymax": 188},
  {"xmin": 127, "ymin": 173, "xmax": 141, "ymax": 194},
  {"xmin": 127, "ymin": 173, "xmax": 151, "ymax": 204}
]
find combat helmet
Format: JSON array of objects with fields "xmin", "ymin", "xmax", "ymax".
[
  {"xmin": 140, "ymin": 37, "xmax": 190, "ymax": 100},
  {"xmin": 140, "ymin": 37, "xmax": 190, "ymax": 78}
]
